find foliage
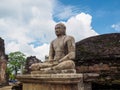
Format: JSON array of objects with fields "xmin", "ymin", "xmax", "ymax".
[{"xmin": 8, "ymin": 51, "xmax": 26, "ymax": 76}]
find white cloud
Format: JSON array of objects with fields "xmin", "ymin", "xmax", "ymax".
[
  {"xmin": 65, "ymin": 13, "xmax": 98, "ymax": 41},
  {"xmin": 0, "ymin": 0, "xmax": 98, "ymax": 61},
  {"xmin": 0, "ymin": 0, "xmax": 55, "ymax": 60},
  {"xmin": 32, "ymin": 44, "xmax": 50, "ymax": 60},
  {"xmin": 54, "ymin": 6, "xmax": 77, "ymax": 20},
  {"xmin": 111, "ymin": 23, "xmax": 120, "ymax": 32},
  {"xmin": 53, "ymin": 1, "xmax": 80, "ymax": 20},
  {"xmin": 6, "ymin": 42, "xmax": 20, "ymax": 52}
]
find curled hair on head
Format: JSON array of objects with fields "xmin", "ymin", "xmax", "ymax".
[{"xmin": 55, "ymin": 23, "xmax": 66, "ymax": 35}]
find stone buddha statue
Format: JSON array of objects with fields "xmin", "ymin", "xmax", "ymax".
[{"xmin": 30, "ymin": 23, "xmax": 76, "ymax": 73}]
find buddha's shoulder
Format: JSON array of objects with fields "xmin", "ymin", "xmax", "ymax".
[
  {"xmin": 51, "ymin": 38, "xmax": 57, "ymax": 44},
  {"xmin": 65, "ymin": 35, "xmax": 75, "ymax": 41}
]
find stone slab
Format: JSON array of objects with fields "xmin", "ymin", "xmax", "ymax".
[
  {"xmin": 16, "ymin": 74, "xmax": 91, "ymax": 90},
  {"xmin": 17, "ymin": 74, "xmax": 83, "ymax": 84}
]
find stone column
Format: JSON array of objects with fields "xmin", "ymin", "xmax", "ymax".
[
  {"xmin": 0, "ymin": 60, "xmax": 7, "ymax": 84},
  {"xmin": 0, "ymin": 38, "xmax": 7, "ymax": 85}
]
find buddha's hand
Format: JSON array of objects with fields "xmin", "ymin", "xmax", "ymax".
[{"xmin": 48, "ymin": 60, "xmax": 59, "ymax": 66}]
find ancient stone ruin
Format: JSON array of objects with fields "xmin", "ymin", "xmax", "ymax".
[
  {"xmin": 76, "ymin": 33, "xmax": 120, "ymax": 84},
  {"xmin": 24, "ymin": 56, "xmax": 42, "ymax": 74},
  {"xmin": 0, "ymin": 37, "xmax": 7, "ymax": 85}
]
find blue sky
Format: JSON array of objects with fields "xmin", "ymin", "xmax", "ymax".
[
  {"xmin": 54, "ymin": 0, "xmax": 120, "ymax": 34},
  {"xmin": 0, "ymin": 0, "xmax": 119, "ymax": 60}
]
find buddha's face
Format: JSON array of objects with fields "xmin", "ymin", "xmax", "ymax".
[{"xmin": 55, "ymin": 24, "xmax": 66, "ymax": 37}]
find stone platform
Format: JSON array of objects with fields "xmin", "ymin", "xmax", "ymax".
[{"xmin": 17, "ymin": 74, "xmax": 91, "ymax": 90}]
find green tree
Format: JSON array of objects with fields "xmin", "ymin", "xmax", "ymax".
[{"xmin": 8, "ymin": 51, "xmax": 26, "ymax": 76}]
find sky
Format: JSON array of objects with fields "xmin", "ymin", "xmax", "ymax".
[{"xmin": 0, "ymin": 0, "xmax": 120, "ymax": 60}]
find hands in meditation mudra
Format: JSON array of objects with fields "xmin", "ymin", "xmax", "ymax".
[{"xmin": 30, "ymin": 23, "xmax": 76, "ymax": 73}]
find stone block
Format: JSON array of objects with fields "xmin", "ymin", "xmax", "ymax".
[{"xmin": 17, "ymin": 74, "xmax": 91, "ymax": 90}]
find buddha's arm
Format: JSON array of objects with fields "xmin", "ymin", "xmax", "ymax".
[
  {"xmin": 48, "ymin": 41, "xmax": 55, "ymax": 61},
  {"xmin": 59, "ymin": 52, "xmax": 75, "ymax": 62}
]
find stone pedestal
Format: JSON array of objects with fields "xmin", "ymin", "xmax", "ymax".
[{"xmin": 17, "ymin": 74, "xmax": 91, "ymax": 90}]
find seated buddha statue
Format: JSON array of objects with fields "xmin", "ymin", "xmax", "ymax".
[{"xmin": 30, "ymin": 23, "xmax": 76, "ymax": 73}]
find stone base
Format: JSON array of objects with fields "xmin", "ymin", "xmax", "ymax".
[
  {"xmin": 17, "ymin": 74, "xmax": 91, "ymax": 90},
  {"xmin": 31, "ymin": 69, "xmax": 76, "ymax": 74}
]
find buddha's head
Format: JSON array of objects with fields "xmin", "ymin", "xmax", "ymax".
[{"xmin": 55, "ymin": 23, "xmax": 66, "ymax": 36}]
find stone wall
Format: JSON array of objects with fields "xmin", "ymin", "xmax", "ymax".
[{"xmin": 75, "ymin": 33, "xmax": 120, "ymax": 83}]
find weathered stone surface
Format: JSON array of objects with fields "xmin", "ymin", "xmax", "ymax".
[
  {"xmin": 24, "ymin": 56, "xmax": 41, "ymax": 74},
  {"xmin": 17, "ymin": 74, "xmax": 92, "ymax": 90},
  {"xmin": 0, "ymin": 60, "xmax": 7, "ymax": 83},
  {"xmin": 76, "ymin": 64, "xmax": 110, "ymax": 73},
  {"xmin": 76, "ymin": 33, "xmax": 120, "ymax": 65},
  {"xmin": 76, "ymin": 33, "xmax": 120, "ymax": 66},
  {"xmin": 0, "ymin": 38, "xmax": 7, "ymax": 85},
  {"xmin": 75, "ymin": 33, "xmax": 120, "ymax": 84},
  {"xmin": 31, "ymin": 69, "xmax": 76, "ymax": 74}
]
